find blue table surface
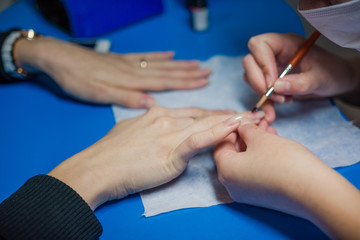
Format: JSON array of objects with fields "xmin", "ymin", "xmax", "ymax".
[{"xmin": 1, "ymin": 0, "xmax": 360, "ymax": 239}]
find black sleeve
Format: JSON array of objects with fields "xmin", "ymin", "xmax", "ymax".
[{"xmin": 0, "ymin": 175, "xmax": 103, "ymax": 240}]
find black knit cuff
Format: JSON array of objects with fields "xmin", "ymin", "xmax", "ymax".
[{"xmin": 0, "ymin": 175, "xmax": 103, "ymax": 240}]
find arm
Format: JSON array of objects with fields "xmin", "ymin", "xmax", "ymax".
[
  {"xmin": 0, "ymin": 175, "xmax": 102, "ymax": 240},
  {"xmin": 47, "ymin": 107, "xmax": 263, "ymax": 210},
  {"xmin": 0, "ymin": 107, "xmax": 264, "ymax": 237},
  {"xmin": 1, "ymin": 29, "xmax": 211, "ymax": 108},
  {"xmin": 213, "ymin": 119, "xmax": 360, "ymax": 239}
]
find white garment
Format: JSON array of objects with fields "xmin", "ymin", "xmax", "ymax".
[{"xmin": 298, "ymin": 0, "xmax": 360, "ymax": 51}]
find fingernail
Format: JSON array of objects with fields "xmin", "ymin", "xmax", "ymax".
[
  {"xmin": 248, "ymin": 110, "xmax": 265, "ymax": 120},
  {"xmin": 164, "ymin": 51, "xmax": 175, "ymax": 57},
  {"xmin": 265, "ymin": 114, "xmax": 272, "ymax": 122},
  {"xmin": 188, "ymin": 60, "xmax": 199, "ymax": 66},
  {"xmin": 224, "ymin": 115, "xmax": 244, "ymax": 126},
  {"xmin": 200, "ymin": 68, "xmax": 211, "ymax": 74},
  {"xmin": 274, "ymin": 81, "xmax": 290, "ymax": 92},
  {"xmin": 266, "ymin": 74, "xmax": 273, "ymax": 88},
  {"xmin": 273, "ymin": 94, "xmax": 286, "ymax": 103},
  {"xmin": 140, "ymin": 96, "xmax": 156, "ymax": 108},
  {"xmin": 240, "ymin": 117, "xmax": 252, "ymax": 126},
  {"xmin": 222, "ymin": 109, "xmax": 236, "ymax": 114},
  {"xmin": 193, "ymin": 79, "xmax": 208, "ymax": 86}
]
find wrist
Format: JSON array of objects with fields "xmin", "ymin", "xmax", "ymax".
[
  {"xmin": 48, "ymin": 154, "xmax": 106, "ymax": 211},
  {"xmin": 283, "ymin": 161, "xmax": 360, "ymax": 239},
  {"xmin": 48, "ymin": 144, "xmax": 129, "ymax": 210},
  {"xmin": 5, "ymin": 29, "xmax": 42, "ymax": 76},
  {"xmin": 13, "ymin": 35, "xmax": 54, "ymax": 73}
]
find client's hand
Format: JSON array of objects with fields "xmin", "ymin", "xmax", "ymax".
[
  {"xmin": 14, "ymin": 37, "xmax": 211, "ymax": 108},
  {"xmin": 49, "ymin": 106, "xmax": 264, "ymax": 210},
  {"xmin": 213, "ymin": 119, "xmax": 360, "ymax": 239}
]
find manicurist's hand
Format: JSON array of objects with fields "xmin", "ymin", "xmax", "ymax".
[
  {"xmin": 242, "ymin": 33, "xmax": 360, "ymax": 120},
  {"xmin": 213, "ymin": 118, "xmax": 360, "ymax": 239},
  {"xmin": 48, "ymin": 106, "xmax": 265, "ymax": 210},
  {"xmin": 14, "ymin": 37, "xmax": 211, "ymax": 108}
]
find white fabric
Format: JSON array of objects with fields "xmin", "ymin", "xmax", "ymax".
[
  {"xmin": 112, "ymin": 55, "xmax": 360, "ymax": 217},
  {"xmin": 299, "ymin": 0, "xmax": 360, "ymax": 51}
]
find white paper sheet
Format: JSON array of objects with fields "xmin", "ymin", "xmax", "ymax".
[{"xmin": 112, "ymin": 56, "xmax": 360, "ymax": 217}]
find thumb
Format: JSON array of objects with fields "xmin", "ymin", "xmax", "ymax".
[
  {"xmin": 274, "ymin": 72, "xmax": 317, "ymax": 96},
  {"xmin": 213, "ymin": 132, "xmax": 238, "ymax": 166},
  {"xmin": 237, "ymin": 118, "xmax": 265, "ymax": 147}
]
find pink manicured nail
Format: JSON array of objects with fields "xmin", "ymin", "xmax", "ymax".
[
  {"xmin": 200, "ymin": 68, "xmax": 211, "ymax": 74},
  {"xmin": 240, "ymin": 117, "xmax": 252, "ymax": 126},
  {"xmin": 248, "ymin": 110, "xmax": 265, "ymax": 120},
  {"xmin": 279, "ymin": 95, "xmax": 286, "ymax": 103},
  {"xmin": 140, "ymin": 96, "xmax": 156, "ymax": 108},
  {"xmin": 265, "ymin": 114, "xmax": 272, "ymax": 122},
  {"xmin": 222, "ymin": 109, "xmax": 236, "ymax": 114},
  {"xmin": 274, "ymin": 81, "xmax": 290, "ymax": 92},
  {"xmin": 188, "ymin": 60, "xmax": 199, "ymax": 66},
  {"xmin": 194, "ymin": 78, "xmax": 208, "ymax": 85},
  {"xmin": 266, "ymin": 74, "xmax": 273, "ymax": 88},
  {"xmin": 224, "ymin": 115, "xmax": 243, "ymax": 126},
  {"xmin": 225, "ymin": 114, "xmax": 253, "ymax": 127},
  {"xmin": 164, "ymin": 51, "xmax": 175, "ymax": 56},
  {"xmin": 272, "ymin": 95, "xmax": 286, "ymax": 103}
]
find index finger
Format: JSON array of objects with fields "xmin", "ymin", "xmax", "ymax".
[
  {"xmin": 247, "ymin": 33, "xmax": 281, "ymax": 88},
  {"xmin": 248, "ymin": 33, "xmax": 305, "ymax": 87}
]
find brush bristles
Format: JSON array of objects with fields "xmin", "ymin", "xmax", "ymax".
[{"xmin": 251, "ymin": 95, "xmax": 268, "ymax": 112}]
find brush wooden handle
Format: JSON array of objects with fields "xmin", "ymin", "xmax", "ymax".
[{"xmin": 288, "ymin": 31, "xmax": 321, "ymax": 67}]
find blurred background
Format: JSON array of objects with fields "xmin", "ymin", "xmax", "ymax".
[{"xmin": 1, "ymin": 0, "xmax": 359, "ymax": 125}]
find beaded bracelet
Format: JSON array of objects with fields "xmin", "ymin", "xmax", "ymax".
[{"xmin": 1, "ymin": 29, "xmax": 41, "ymax": 80}]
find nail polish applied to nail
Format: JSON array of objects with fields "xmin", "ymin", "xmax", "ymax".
[
  {"xmin": 274, "ymin": 81, "xmax": 290, "ymax": 92},
  {"xmin": 222, "ymin": 109, "xmax": 236, "ymax": 114},
  {"xmin": 141, "ymin": 96, "xmax": 156, "ymax": 108},
  {"xmin": 240, "ymin": 117, "xmax": 252, "ymax": 126},
  {"xmin": 224, "ymin": 115, "xmax": 244, "ymax": 126},
  {"xmin": 200, "ymin": 68, "xmax": 212, "ymax": 74},
  {"xmin": 249, "ymin": 110, "xmax": 265, "ymax": 120},
  {"xmin": 266, "ymin": 74, "xmax": 273, "ymax": 88}
]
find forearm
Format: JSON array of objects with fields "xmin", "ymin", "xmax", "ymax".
[{"xmin": 290, "ymin": 166, "xmax": 360, "ymax": 239}]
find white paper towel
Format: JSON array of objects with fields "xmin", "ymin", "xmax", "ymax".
[{"xmin": 112, "ymin": 56, "xmax": 360, "ymax": 217}]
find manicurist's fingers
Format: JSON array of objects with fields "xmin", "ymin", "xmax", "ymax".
[
  {"xmin": 247, "ymin": 34, "xmax": 282, "ymax": 88},
  {"xmin": 274, "ymin": 72, "xmax": 318, "ymax": 96},
  {"xmin": 242, "ymin": 54, "xmax": 285, "ymax": 103},
  {"xmin": 236, "ymin": 118, "xmax": 265, "ymax": 147}
]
